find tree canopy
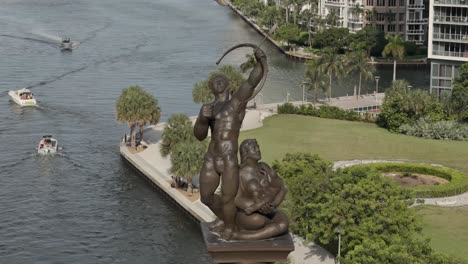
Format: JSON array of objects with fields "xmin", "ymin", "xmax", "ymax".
[
  {"xmin": 116, "ymin": 85, "xmax": 160, "ymax": 147},
  {"xmin": 451, "ymin": 63, "xmax": 468, "ymax": 122},
  {"xmin": 160, "ymin": 113, "xmax": 194, "ymax": 157},
  {"xmin": 192, "ymin": 65, "xmax": 246, "ymax": 104}
]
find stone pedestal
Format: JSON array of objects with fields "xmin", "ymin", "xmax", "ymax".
[{"xmin": 201, "ymin": 223, "xmax": 295, "ymax": 264}]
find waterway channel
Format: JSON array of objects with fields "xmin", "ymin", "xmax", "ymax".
[{"xmin": 0, "ymin": 0, "xmax": 430, "ymax": 263}]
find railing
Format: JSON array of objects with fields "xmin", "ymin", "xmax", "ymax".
[
  {"xmin": 433, "ymin": 32, "xmax": 468, "ymax": 41},
  {"xmin": 434, "ymin": 0, "xmax": 468, "ymax": 6},
  {"xmin": 407, "ymin": 29, "xmax": 425, "ymax": 34},
  {"xmin": 433, "ymin": 16, "xmax": 468, "ymax": 24},
  {"xmin": 325, "ymin": 0, "xmax": 346, "ymax": 5},
  {"xmin": 348, "ymin": 18, "xmax": 363, "ymax": 23},
  {"xmin": 408, "ymin": 4, "xmax": 425, "ymax": 8},
  {"xmin": 432, "ymin": 50, "xmax": 468, "ymax": 58},
  {"xmin": 407, "ymin": 18, "xmax": 428, "ymax": 24}
]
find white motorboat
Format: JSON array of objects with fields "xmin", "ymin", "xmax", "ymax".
[
  {"xmin": 60, "ymin": 37, "xmax": 79, "ymax": 51},
  {"xmin": 38, "ymin": 135, "xmax": 58, "ymax": 155},
  {"xmin": 8, "ymin": 88, "xmax": 37, "ymax": 107}
]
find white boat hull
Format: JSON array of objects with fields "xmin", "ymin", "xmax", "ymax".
[
  {"xmin": 8, "ymin": 90, "xmax": 37, "ymax": 107},
  {"xmin": 38, "ymin": 138, "xmax": 58, "ymax": 155}
]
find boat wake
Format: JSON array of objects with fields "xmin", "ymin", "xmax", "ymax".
[
  {"xmin": 0, "ymin": 34, "xmax": 56, "ymax": 46},
  {"xmin": 25, "ymin": 41, "xmax": 149, "ymax": 90}
]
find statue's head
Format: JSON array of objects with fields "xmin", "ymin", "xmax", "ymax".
[
  {"xmin": 208, "ymin": 73, "xmax": 230, "ymax": 95},
  {"xmin": 240, "ymin": 139, "xmax": 261, "ymax": 166}
]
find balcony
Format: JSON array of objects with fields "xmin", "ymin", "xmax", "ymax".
[
  {"xmin": 348, "ymin": 18, "xmax": 364, "ymax": 23},
  {"xmin": 434, "ymin": 0, "xmax": 468, "ymax": 6},
  {"xmin": 432, "ymin": 50, "xmax": 468, "ymax": 58},
  {"xmin": 433, "ymin": 16, "xmax": 468, "ymax": 25},
  {"xmin": 325, "ymin": 0, "xmax": 346, "ymax": 6},
  {"xmin": 408, "ymin": 4, "xmax": 425, "ymax": 8},
  {"xmin": 407, "ymin": 29, "xmax": 425, "ymax": 34},
  {"xmin": 433, "ymin": 32, "xmax": 468, "ymax": 42},
  {"xmin": 407, "ymin": 18, "xmax": 428, "ymax": 24}
]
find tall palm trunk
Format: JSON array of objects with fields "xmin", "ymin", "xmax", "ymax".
[
  {"xmin": 285, "ymin": 7, "xmax": 289, "ymax": 23},
  {"xmin": 314, "ymin": 82, "xmax": 318, "ymax": 103},
  {"xmin": 358, "ymin": 72, "xmax": 362, "ymax": 99},
  {"xmin": 329, "ymin": 70, "xmax": 332, "ymax": 101},
  {"xmin": 129, "ymin": 122, "xmax": 136, "ymax": 149},
  {"xmin": 139, "ymin": 124, "xmax": 144, "ymax": 144},
  {"xmin": 393, "ymin": 59, "xmax": 397, "ymax": 81}
]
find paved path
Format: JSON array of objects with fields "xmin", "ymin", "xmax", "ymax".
[
  {"xmin": 120, "ymin": 109, "xmax": 334, "ymax": 264},
  {"xmin": 334, "ymin": 160, "xmax": 468, "ymax": 207}
]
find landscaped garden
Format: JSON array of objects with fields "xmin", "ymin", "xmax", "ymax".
[
  {"xmin": 413, "ymin": 206, "xmax": 468, "ymax": 261},
  {"xmin": 240, "ymin": 114, "xmax": 468, "ymax": 173}
]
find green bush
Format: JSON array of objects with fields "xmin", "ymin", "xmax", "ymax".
[
  {"xmin": 403, "ymin": 41, "xmax": 417, "ymax": 56},
  {"xmin": 399, "ymin": 118, "xmax": 468, "ymax": 141},
  {"xmin": 277, "ymin": 103, "xmax": 297, "ymax": 114},
  {"xmin": 347, "ymin": 163, "xmax": 468, "ymax": 198},
  {"xmin": 296, "ymin": 31, "xmax": 310, "ymax": 46},
  {"xmin": 277, "ymin": 103, "xmax": 367, "ymax": 122},
  {"xmin": 416, "ymin": 47, "xmax": 428, "ymax": 56}
]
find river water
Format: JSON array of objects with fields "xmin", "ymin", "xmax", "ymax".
[{"xmin": 0, "ymin": 0, "xmax": 429, "ymax": 263}]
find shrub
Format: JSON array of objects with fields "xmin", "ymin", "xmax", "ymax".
[
  {"xmin": 399, "ymin": 118, "xmax": 468, "ymax": 141},
  {"xmin": 347, "ymin": 163, "xmax": 468, "ymax": 198},
  {"xmin": 403, "ymin": 41, "xmax": 417, "ymax": 56},
  {"xmin": 277, "ymin": 103, "xmax": 297, "ymax": 114},
  {"xmin": 277, "ymin": 103, "xmax": 366, "ymax": 122}
]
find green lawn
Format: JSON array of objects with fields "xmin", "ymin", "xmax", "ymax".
[
  {"xmin": 413, "ymin": 206, "xmax": 468, "ymax": 260},
  {"xmin": 240, "ymin": 115, "xmax": 468, "ymax": 172}
]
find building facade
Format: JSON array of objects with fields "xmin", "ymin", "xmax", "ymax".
[
  {"xmin": 428, "ymin": 0, "xmax": 468, "ymax": 94},
  {"xmin": 319, "ymin": 0, "xmax": 427, "ymax": 44}
]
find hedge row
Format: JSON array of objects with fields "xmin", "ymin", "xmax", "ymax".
[
  {"xmin": 344, "ymin": 163, "xmax": 468, "ymax": 198},
  {"xmin": 277, "ymin": 103, "xmax": 376, "ymax": 122}
]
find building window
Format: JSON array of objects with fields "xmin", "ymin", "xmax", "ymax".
[
  {"xmin": 376, "ymin": 13, "xmax": 385, "ymax": 21},
  {"xmin": 367, "ymin": 0, "xmax": 374, "ymax": 5},
  {"xmin": 399, "ymin": 13, "xmax": 405, "ymax": 21},
  {"xmin": 389, "ymin": 0, "xmax": 396, "ymax": 6},
  {"xmin": 377, "ymin": 0, "xmax": 385, "ymax": 6},
  {"xmin": 399, "ymin": 0, "xmax": 405, "ymax": 6},
  {"xmin": 399, "ymin": 24, "xmax": 404, "ymax": 32},
  {"xmin": 388, "ymin": 24, "xmax": 396, "ymax": 32},
  {"xmin": 377, "ymin": 24, "xmax": 385, "ymax": 31},
  {"xmin": 388, "ymin": 13, "xmax": 396, "ymax": 22}
]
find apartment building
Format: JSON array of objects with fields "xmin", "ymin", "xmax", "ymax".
[
  {"xmin": 428, "ymin": 0, "xmax": 468, "ymax": 94},
  {"xmin": 320, "ymin": 0, "xmax": 427, "ymax": 44}
]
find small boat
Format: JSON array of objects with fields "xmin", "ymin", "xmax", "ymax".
[
  {"xmin": 38, "ymin": 135, "xmax": 58, "ymax": 155},
  {"xmin": 60, "ymin": 37, "xmax": 73, "ymax": 51},
  {"xmin": 8, "ymin": 88, "xmax": 37, "ymax": 107}
]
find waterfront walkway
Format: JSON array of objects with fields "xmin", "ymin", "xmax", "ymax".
[
  {"xmin": 257, "ymin": 93, "xmax": 385, "ymax": 113},
  {"xmin": 120, "ymin": 109, "xmax": 335, "ymax": 264}
]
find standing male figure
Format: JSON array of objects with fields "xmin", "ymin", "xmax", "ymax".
[{"xmin": 194, "ymin": 48, "xmax": 267, "ymax": 240}]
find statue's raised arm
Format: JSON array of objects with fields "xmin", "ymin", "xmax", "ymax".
[{"xmin": 232, "ymin": 48, "xmax": 268, "ymax": 105}]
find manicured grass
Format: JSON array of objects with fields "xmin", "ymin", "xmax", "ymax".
[
  {"xmin": 240, "ymin": 115, "xmax": 468, "ymax": 172},
  {"xmin": 413, "ymin": 206, "xmax": 468, "ymax": 260}
]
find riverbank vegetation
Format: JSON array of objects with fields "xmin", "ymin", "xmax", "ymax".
[
  {"xmin": 160, "ymin": 113, "xmax": 207, "ymax": 193},
  {"xmin": 229, "ymin": 0, "xmax": 427, "ymax": 60},
  {"xmin": 116, "ymin": 85, "xmax": 160, "ymax": 149}
]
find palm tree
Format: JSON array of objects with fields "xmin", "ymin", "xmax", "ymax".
[
  {"xmin": 346, "ymin": 50, "xmax": 375, "ymax": 98},
  {"xmin": 320, "ymin": 48, "xmax": 344, "ymax": 101},
  {"xmin": 116, "ymin": 85, "xmax": 160, "ymax": 149},
  {"xmin": 192, "ymin": 65, "xmax": 246, "ymax": 104},
  {"xmin": 160, "ymin": 113, "xmax": 194, "ymax": 157},
  {"xmin": 137, "ymin": 92, "xmax": 161, "ymax": 142},
  {"xmin": 305, "ymin": 57, "xmax": 327, "ymax": 103},
  {"xmin": 170, "ymin": 140, "xmax": 207, "ymax": 194},
  {"xmin": 382, "ymin": 34, "xmax": 405, "ymax": 81}
]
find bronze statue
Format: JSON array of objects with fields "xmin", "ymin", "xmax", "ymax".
[
  {"xmin": 233, "ymin": 139, "xmax": 289, "ymax": 240},
  {"xmin": 194, "ymin": 44, "xmax": 268, "ymax": 240},
  {"xmin": 195, "ymin": 44, "xmax": 289, "ymax": 241}
]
